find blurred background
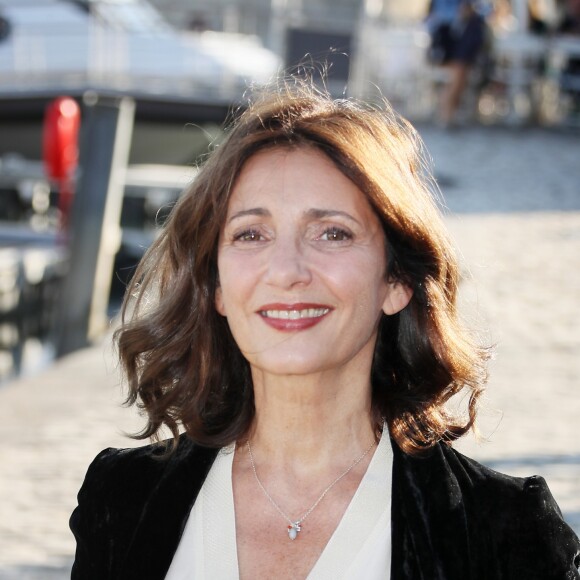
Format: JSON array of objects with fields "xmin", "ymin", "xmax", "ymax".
[{"xmin": 0, "ymin": 0, "xmax": 579, "ymax": 577}]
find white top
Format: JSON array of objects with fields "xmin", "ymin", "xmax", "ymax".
[{"xmin": 165, "ymin": 430, "xmax": 393, "ymax": 579}]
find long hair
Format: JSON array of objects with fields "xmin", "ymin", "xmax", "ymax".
[{"xmin": 116, "ymin": 79, "xmax": 488, "ymax": 454}]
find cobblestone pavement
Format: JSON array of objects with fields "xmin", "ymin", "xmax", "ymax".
[{"xmin": 0, "ymin": 125, "xmax": 579, "ymax": 578}]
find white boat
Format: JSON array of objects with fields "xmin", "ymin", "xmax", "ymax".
[{"xmin": 0, "ymin": 0, "xmax": 281, "ymax": 102}]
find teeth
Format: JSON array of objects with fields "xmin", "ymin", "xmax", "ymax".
[{"xmin": 262, "ymin": 308, "xmax": 329, "ymax": 319}]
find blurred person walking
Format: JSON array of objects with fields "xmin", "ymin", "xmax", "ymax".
[
  {"xmin": 556, "ymin": 0, "xmax": 580, "ymax": 119},
  {"xmin": 558, "ymin": 0, "xmax": 580, "ymax": 34},
  {"xmin": 427, "ymin": 0, "xmax": 488, "ymax": 127}
]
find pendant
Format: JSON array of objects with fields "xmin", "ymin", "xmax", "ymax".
[{"xmin": 287, "ymin": 522, "xmax": 301, "ymax": 540}]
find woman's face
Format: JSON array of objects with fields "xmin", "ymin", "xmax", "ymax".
[{"xmin": 215, "ymin": 146, "xmax": 411, "ymax": 379}]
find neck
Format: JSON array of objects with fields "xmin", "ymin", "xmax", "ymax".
[{"xmin": 247, "ymin": 370, "xmax": 376, "ymax": 474}]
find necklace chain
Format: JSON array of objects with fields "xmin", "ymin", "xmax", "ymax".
[{"xmin": 246, "ymin": 438, "xmax": 376, "ymax": 540}]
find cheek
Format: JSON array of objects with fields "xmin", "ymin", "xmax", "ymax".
[
  {"xmin": 319, "ymin": 252, "xmax": 387, "ymax": 293},
  {"xmin": 215, "ymin": 286, "xmax": 226, "ymax": 316},
  {"xmin": 216, "ymin": 252, "xmax": 256, "ymax": 314},
  {"xmin": 351, "ymin": 265, "xmax": 390, "ymax": 316},
  {"xmin": 215, "ymin": 251, "xmax": 230, "ymax": 316}
]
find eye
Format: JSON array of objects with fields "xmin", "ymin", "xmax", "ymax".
[
  {"xmin": 319, "ymin": 226, "xmax": 352, "ymax": 242},
  {"xmin": 233, "ymin": 229, "xmax": 263, "ymax": 242}
]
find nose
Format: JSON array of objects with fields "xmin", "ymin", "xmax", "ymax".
[{"xmin": 263, "ymin": 235, "xmax": 312, "ymax": 289}]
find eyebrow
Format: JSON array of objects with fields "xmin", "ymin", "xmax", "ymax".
[
  {"xmin": 305, "ymin": 209, "xmax": 361, "ymax": 226},
  {"xmin": 227, "ymin": 208, "xmax": 271, "ymax": 223},
  {"xmin": 227, "ymin": 207, "xmax": 361, "ymax": 226}
]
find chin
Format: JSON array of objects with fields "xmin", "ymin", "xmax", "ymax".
[{"xmin": 250, "ymin": 353, "xmax": 332, "ymax": 377}]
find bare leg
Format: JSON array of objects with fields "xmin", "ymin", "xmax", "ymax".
[{"xmin": 441, "ymin": 62, "xmax": 471, "ymax": 126}]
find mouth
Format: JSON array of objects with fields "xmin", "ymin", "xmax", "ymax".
[
  {"xmin": 257, "ymin": 304, "xmax": 332, "ymax": 330},
  {"xmin": 260, "ymin": 307, "xmax": 330, "ymax": 320}
]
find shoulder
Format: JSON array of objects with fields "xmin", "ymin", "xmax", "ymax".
[
  {"xmin": 434, "ymin": 443, "xmax": 580, "ymax": 576},
  {"xmin": 437, "ymin": 442, "xmax": 531, "ymax": 496},
  {"xmin": 392, "ymin": 440, "xmax": 580, "ymax": 578},
  {"xmin": 433, "ymin": 443, "xmax": 560, "ymax": 522},
  {"xmin": 76, "ymin": 437, "xmax": 176, "ymax": 503},
  {"xmin": 70, "ymin": 435, "xmax": 220, "ymax": 579},
  {"xmin": 76, "ymin": 434, "xmax": 218, "ymax": 509},
  {"xmin": 393, "ymin": 437, "xmax": 529, "ymax": 499},
  {"xmin": 80, "ymin": 437, "xmax": 182, "ymax": 488}
]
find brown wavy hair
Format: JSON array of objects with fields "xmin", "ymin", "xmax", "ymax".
[{"xmin": 116, "ymin": 79, "xmax": 489, "ymax": 455}]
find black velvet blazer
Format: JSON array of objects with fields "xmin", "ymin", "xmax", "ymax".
[{"xmin": 70, "ymin": 435, "xmax": 580, "ymax": 579}]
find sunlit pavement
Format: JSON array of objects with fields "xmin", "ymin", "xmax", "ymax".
[{"xmin": 0, "ymin": 124, "xmax": 579, "ymax": 578}]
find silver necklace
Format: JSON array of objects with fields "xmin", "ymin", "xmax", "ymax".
[{"xmin": 246, "ymin": 438, "xmax": 376, "ymax": 540}]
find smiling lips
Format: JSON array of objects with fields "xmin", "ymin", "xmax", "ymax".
[{"xmin": 258, "ymin": 304, "xmax": 332, "ymax": 331}]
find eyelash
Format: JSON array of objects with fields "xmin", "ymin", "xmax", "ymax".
[
  {"xmin": 233, "ymin": 228, "xmax": 263, "ymax": 242},
  {"xmin": 231, "ymin": 226, "xmax": 353, "ymax": 243},
  {"xmin": 319, "ymin": 226, "xmax": 352, "ymax": 242}
]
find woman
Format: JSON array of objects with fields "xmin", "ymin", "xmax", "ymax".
[{"xmin": 70, "ymin": 80, "xmax": 580, "ymax": 579}]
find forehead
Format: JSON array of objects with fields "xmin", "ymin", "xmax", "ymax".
[{"xmin": 227, "ymin": 146, "xmax": 373, "ymax": 213}]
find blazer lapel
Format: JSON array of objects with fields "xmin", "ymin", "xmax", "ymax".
[
  {"xmin": 390, "ymin": 441, "xmax": 476, "ymax": 580},
  {"xmin": 118, "ymin": 437, "xmax": 219, "ymax": 580}
]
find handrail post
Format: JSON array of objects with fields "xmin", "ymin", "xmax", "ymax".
[{"xmin": 55, "ymin": 94, "xmax": 135, "ymax": 357}]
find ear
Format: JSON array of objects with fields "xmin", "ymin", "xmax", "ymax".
[
  {"xmin": 382, "ymin": 281, "xmax": 413, "ymax": 316},
  {"xmin": 215, "ymin": 286, "xmax": 226, "ymax": 316}
]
